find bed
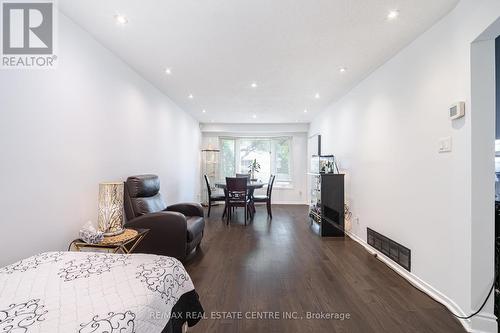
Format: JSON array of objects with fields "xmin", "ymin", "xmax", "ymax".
[{"xmin": 0, "ymin": 252, "xmax": 203, "ymax": 333}]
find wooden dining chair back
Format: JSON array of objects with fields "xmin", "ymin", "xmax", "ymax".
[
  {"xmin": 204, "ymin": 174, "xmax": 225, "ymax": 217},
  {"xmin": 204, "ymin": 174, "xmax": 212, "ymax": 197},
  {"xmin": 225, "ymin": 177, "xmax": 250, "ymax": 225},
  {"xmin": 253, "ymin": 174, "xmax": 276, "ymax": 219},
  {"xmin": 267, "ymin": 175, "xmax": 276, "ymax": 198}
]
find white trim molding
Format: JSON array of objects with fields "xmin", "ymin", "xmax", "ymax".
[
  {"xmin": 345, "ymin": 230, "xmax": 497, "ymax": 333},
  {"xmin": 260, "ymin": 201, "xmax": 308, "ymax": 205},
  {"xmin": 469, "ymin": 313, "xmax": 498, "ymax": 333}
]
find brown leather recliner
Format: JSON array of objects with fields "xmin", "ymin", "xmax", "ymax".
[{"xmin": 123, "ymin": 174, "xmax": 205, "ymax": 262}]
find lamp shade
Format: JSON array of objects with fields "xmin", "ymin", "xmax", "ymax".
[{"xmin": 97, "ymin": 182, "xmax": 125, "ymax": 236}]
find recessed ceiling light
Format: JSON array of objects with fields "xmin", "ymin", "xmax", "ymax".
[
  {"xmin": 304, "ymin": 109, "xmax": 308, "ymax": 113},
  {"xmin": 314, "ymin": 93, "xmax": 320, "ymax": 99},
  {"xmin": 188, "ymin": 94, "xmax": 194, "ymax": 99},
  {"xmin": 339, "ymin": 67, "xmax": 347, "ymax": 73},
  {"xmin": 387, "ymin": 10, "xmax": 400, "ymax": 20},
  {"xmin": 252, "ymin": 114, "xmax": 257, "ymax": 119},
  {"xmin": 202, "ymin": 109, "xmax": 206, "ymax": 113},
  {"xmin": 251, "ymin": 82, "xmax": 258, "ymax": 88},
  {"xmin": 114, "ymin": 14, "xmax": 128, "ymax": 25},
  {"xmin": 165, "ymin": 68, "xmax": 172, "ymax": 75}
]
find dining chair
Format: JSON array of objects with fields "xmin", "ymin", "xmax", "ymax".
[
  {"xmin": 235, "ymin": 173, "xmax": 250, "ymax": 210},
  {"xmin": 253, "ymin": 175, "xmax": 276, "ymax": 218},
  {"xmin": 225, "ymin": 177, "xmax": 252, "ymax": 225},
  {"xmin": 235, "ymin": 173, "xmax": 255, "ymax": 213},
  {"xmin": 204, "ymin": 175, "xmax": 226, "ymax": 217}
]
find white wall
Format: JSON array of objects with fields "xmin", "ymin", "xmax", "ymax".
[
  {"xmin": 200, "ymin": 123, "xmax": 308, "ymax": 205},
  {"xmin": 309, "ymin": 0, "xmax": 500, "ymax": 332},
  {"xmin": 470, "ymin": 33, "xmax": 498, "ymax": 333},
  {"xmin": 0, "ymin": 13, "xmax": 201, "ymax": 267}
]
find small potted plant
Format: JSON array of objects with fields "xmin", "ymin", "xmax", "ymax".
[{"xmin": 248, "ymin": 159, "xmax": 261, "ymax": 181}]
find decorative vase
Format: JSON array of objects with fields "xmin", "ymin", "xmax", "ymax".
[{"xmin": 97, "ymin": 182, "xmax": 125, "ymax": 236}]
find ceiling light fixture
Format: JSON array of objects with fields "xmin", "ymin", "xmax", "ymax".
[
  {"xmin": 188, "ymin": 94, "xmax": 194, "ymax": 99},
  {"xmin": 252, "ymin": 114, "xmax": 257, "ymax": 119},
  {"xmin": 314, "ymin": 93, "xmax": 320, "ymax": 99},
  {"xmin": 114, "ymin": 14, "xmax": 128, "ymax": 25},
  {"xmin": 387, "ymin": 10, "xmax": 400, "ymax": 20},
  {"xmin": 304, "ymin": 109, "xmax": 308, "ymax": 113},
  {"xmin": 202, "ymin": 109, "xmax": 206, "ymax": 113},
  {"xmin": 251, "ymin": 82, "xmax": 258, "ymax": 88},
  {"xmin": 165, "ymin": 68, "xmax": 172, "ymax": 75},
  {"xmin": 339, "ymin": 67, "xmax": 347, "ymax": 73}
]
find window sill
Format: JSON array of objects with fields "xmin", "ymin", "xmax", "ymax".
[{"xmin": 274, "ymin": 183, "xmax": 294, "ymax": 190}]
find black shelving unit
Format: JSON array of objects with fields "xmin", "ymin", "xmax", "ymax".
[{"xmin": 309, "ymin": 173, "xmax": 345, "ymax": 237}]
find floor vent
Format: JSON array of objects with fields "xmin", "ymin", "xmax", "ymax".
[{"xmin": 367, "ymin": 228, "xmax": 411, "ymax": 272}]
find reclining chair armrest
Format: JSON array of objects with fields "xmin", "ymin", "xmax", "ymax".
[
  {"xmin": 124, "ymin": 211, "xmax": 188, "ymax": 261},
  {"xmin": 166, "ymin": 203, "xmax": 204, "ymax": 217}
]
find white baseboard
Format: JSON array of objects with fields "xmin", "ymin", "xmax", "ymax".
[
  {"xmin": 345, "ymin": 230, "xmax": 497, "ymax": 333},
  {"xmin": 470, "ymin": 313, "xmax": 498, "ymax": 333},
  {"xmin": 267, "ymin": 201, "xmax": 308, "ymax": 205},
  {"xmin": 203, "ymin": 201, "xmax": 308, "ymax": 206}
]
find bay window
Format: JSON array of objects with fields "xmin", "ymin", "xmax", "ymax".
[{"xmin": 219, "ymin": 136, "xmax": 293, "ymax": 185}]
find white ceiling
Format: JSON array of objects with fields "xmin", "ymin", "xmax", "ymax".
[{"xmin": 58, "ymin": 0, "xmax": 459, "ymax": 124}]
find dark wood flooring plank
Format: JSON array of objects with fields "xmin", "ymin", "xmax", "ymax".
[{"xmin": 184, "ymin": 205, "xmax": 465, "ymax": 333}]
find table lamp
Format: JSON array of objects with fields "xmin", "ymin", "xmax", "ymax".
[{"xmin": 97, "ymin": 182, "xmax": 125, "ymax": 236}]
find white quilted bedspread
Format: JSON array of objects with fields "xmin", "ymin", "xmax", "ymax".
[{"xmin": 0, "ymin": 251, "xmax": 195, "ymax": 333}]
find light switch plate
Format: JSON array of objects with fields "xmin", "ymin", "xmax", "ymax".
[{"xmin": 438, "ymin": 136, "xmax": 452, "ymax": 153}]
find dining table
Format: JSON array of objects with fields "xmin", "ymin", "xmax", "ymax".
[
  {"xmin": 214, "ymin": 180, "xmax": 266, "ymax": 215},
  {"xmin": 214, "ymin": 180, "xmax": 266, "ymax": 191}
]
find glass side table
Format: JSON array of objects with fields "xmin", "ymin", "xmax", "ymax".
[{"xmin": 68, "ymin": 228, "xmax": 149, "ymax": 254}]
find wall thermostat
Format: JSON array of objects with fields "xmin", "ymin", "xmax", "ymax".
[{"xmin": 449, "ymin": 102, "xmax": 465, "ymax": 120}]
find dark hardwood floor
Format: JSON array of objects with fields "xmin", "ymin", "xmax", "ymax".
[{"xmin": 185, "ymin": 204, "xmax": 465, "ymax": 333}]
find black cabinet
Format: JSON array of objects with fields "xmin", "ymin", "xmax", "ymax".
[{"xmin": 309, "ymin": 173, "xmax": 345, "ymax": 237}]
